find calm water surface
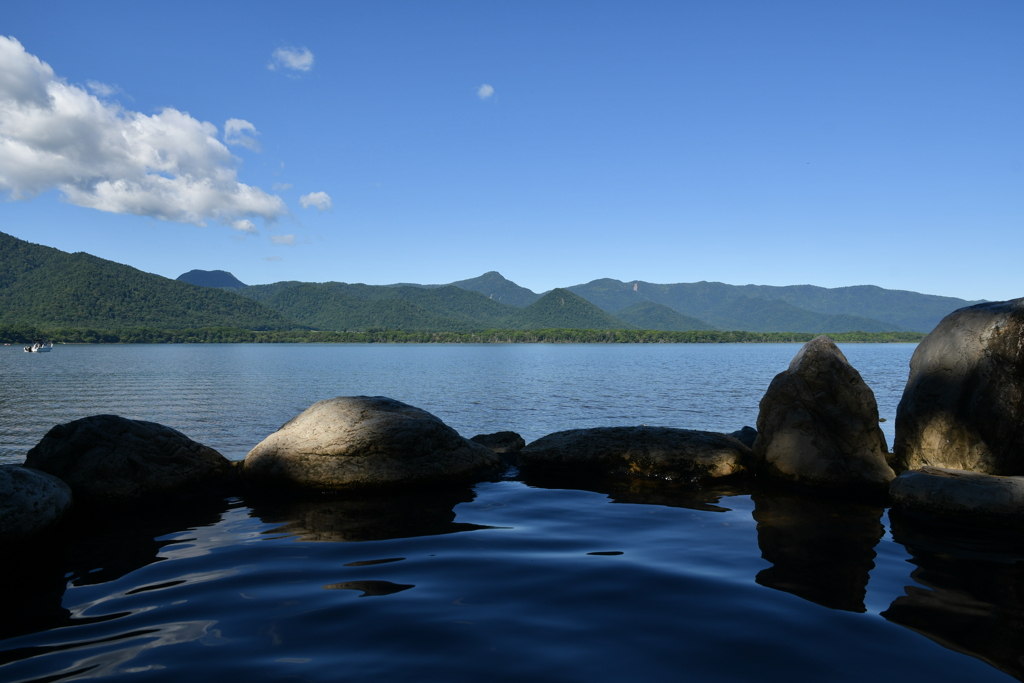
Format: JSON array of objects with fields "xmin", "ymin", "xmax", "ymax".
[{"xmin": 1, "ymin": 343, "xmax": 1022, "ymax": 682}]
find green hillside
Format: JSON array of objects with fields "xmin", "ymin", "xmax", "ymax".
[
  {"xmin": 568, "ymin": 279, "xmax": 903, "ymax": 333},
  {"xmin": 0, "ymin": 232, "xmax": 299, "ymax": 330},
  {"xmin": 509, "ymin": 289, "xmax": 634, "ymax": 330},
  {"xmin": 239, "ymin": 281, "xmax": 522, "ymax": 331},
  {"xmin": 177, "ymin": 269, "xmax": 247, "ymax": 290},
  {"xmin": 732, "ymin": 283, "xmax": 981, "ymax": 333},
  {"xmin": 613, "ymin": 301, "xmax": 713, "ymax": 331},
  {"xmin": 449, "ymin": 271, "xmax": 542, "ymax": 307}
]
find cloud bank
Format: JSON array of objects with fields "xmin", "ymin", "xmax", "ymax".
[
  {"xmin": 269, "ymin": 47, "xmax": 314, "ymax": 73},
  {"xmin": 0, "ymin": 36, "xmax": 285, "ymax": 228},
  {"xmin": 477, "ymin": 84, "xmax": 494, "ymax": 99},
  {"xmin": 299, "ymin": 191, "xmax": 332, "ymax": 211}
]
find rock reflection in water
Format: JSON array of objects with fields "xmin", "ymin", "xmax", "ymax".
[
  {"xmin": 0, "ymin": 498, "xmax": 229, "ymax": 643},
  {"xmin": 521, "ymin": 470, "xmax": 750, "ymax": 513},
  {"xmin": 882, "ymin": 510, "xmax": 1024, "ymax": 681},
  {"xmin": 248, "ymin": 487, "xmax": 495, "ymax": 542},
  {"xmin": 752, "ymin": 490, "xmax": 885, "ymax": 612}
]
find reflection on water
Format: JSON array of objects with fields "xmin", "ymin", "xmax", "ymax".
[
  {"xmin": 883, "ymin": 510, "xmax": 1024, "ymax": 681},
  {"xmin": 521, "ymin": 470, "xmax": 747, "ymax": 513},
  {"xmin": 247, "ymin": 487, "xmax": 497, "ymax": 542},
  {"xmin": 752, "ymin": 489, "xmax": 885, "ymax": 613}
]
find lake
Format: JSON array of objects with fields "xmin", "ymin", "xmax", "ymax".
[{"xmin": 2, "ymin": 343, "xmax": 1022, "ymax": 682}]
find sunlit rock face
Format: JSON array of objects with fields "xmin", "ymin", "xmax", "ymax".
[
  {"xmin": 0, "ymin": 465, "xmax": 72, "ymax": 543},
  {"xmin": 893, "ymin": 298, "xmax": 1024, "ymax": 475},
  {"xmin": 753, "ymin": 336, "xmax": 894, "ymax": 490},
  {"xmin": 519, "ymin": 426, "xmax": 751, "ymax": 481},
  {"xmin": 243, "ymin": 396, "xmax": 504, "ymax": 492},
  {"xmin": 890, "ymin": 467, "xmax": 1024, "ymax": 522},
  {"xmin": 25, "ymin": 415, "xmax": 233, "ymax": 504}
]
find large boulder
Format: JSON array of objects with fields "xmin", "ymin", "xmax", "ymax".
[
  {"xmin": 752, "ymin": 336, "xmax": 894, "ymax": 490},
  {"xmin": 893, "ymin": 298, "xmax": 1024, "ymax": 475},
  {"xmin": 518, "ymin": 426, "xmax": 750, "ymax": 481},
  {"xmin": 25, "ymin": 415, "xmax": 234, "ymax": 504},
  {"xmin": 0, "ymin": 465, "xmax": 73, "ymax": 543},
  {"xmin": 242, "ymin": 396, "xmax": 505, "ymax": 492},
  {"xmin": 470, "ymin": 431, "xmax": 526, "ymax": 465},
  {"xmin": 890, "ymin": 466, "xmax": 1024, "ymax": 523}
]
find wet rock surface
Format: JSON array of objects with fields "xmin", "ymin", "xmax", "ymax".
[
  {"xmin": 889, "ymin": 466, "xmax": 1024, "ymax": 523},
  {"xmin": 470, "ymin": 431, "xmax": 526, "ymax": 465},
  {"xmin": 893, "ymin": 298, "xmax": 1024, "ymax": 475},
  {"xmin": 0, "ymin": 465, "xmax": 73, "ymax": 543},
  {"xmin": 753, "ymin": 336, "xmax": 894, "ymax": 490},
  {"xmin": 24, "ymin": 415, "xmax": 232, "ymax": 504},
  {"xmin": 243, "ymin": 396, "xmax": 504, "ymax": 492},
  {"xmin": 519, "ymin": 426, "xmax": 750, "ymax": 481}
]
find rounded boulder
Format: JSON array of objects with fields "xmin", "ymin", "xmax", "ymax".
[
  {"xmin": 890, "ymin": 466, "xmax": 1024, "ymax": 523},
  {"xmin": 242, "ymin": 396, "xmax": 505, "ymax": 492},
  {"xmin": 893, "ymin": 298, "xmax": 1024, "ymax": 475},
  {"xmin": 25, "ymin": 414, "xmax": 234, "ymax": 504},
  {"xmin": 518, "ymin": 426, "xmax": 751, "ymax": 481},
  {"xmin": 0, "ymin": 465, "xmax": 73, "ymax": 542}
]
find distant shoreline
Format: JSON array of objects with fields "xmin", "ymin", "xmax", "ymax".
[{"xmin": 1, "ymin": 327, "xmax": 926, "ymax": 345}]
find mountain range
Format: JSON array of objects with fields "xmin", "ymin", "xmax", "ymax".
[{"xmin": 1, "ymin": 231, "xmax": 982, "ymax": 334}]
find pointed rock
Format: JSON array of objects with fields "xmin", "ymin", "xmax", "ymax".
[{"xmin": 753, "ymin": 336, "xmax": 894, "ymax": 490}]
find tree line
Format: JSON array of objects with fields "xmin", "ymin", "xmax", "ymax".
[{"xmin": 0, "ymin": 325, "xmax": 926, "ymax": 345}]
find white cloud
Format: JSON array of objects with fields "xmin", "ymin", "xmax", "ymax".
[
  {"xmin": 270, "ymin": 234, "xmax": 295, "ymax": 245},
  {"xmin": 0, "ymin": 36, "xmax": 286, "ymax": 228},
  {"xmin": 86, "ymin": 80, "xmax": 118, "ymax": 98},
  {"xmin": 223, "ymin": 118, "xmax": 260, "ymax": 151},
  {"xmin": 477, "ymin": 84, "xmax": 494, "ymax": 99},
  {"xmin": 232, "ymin": 219, "xmax": 256, "ymax": 233},
  {"xmin": 269, "ymin": 47, "xmax": 314, "ymax": 73},
  {"xmin": 299, "ymin": 191, "xmax": 331, "ymax": 211},
  {"xmin": 272, "ymin": 182, "xmax": 292, "ymax": 191}
]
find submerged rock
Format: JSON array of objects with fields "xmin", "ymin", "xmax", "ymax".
[
  {"xmin": 243, "ymin": 396, "xmax": 504, "ymax": 492},
  {"xmin": 890, "ymin": 467, "xmax": 1024, "ymax": 523},
  {"xmin": 518, "ymin": 426, "xmax": 750, "ymax": 481},
  {"xmin": 753, "ymin": 336, "xmax": 894, "ymax": 490},
  {"xmin": 729, "ymin": 426, "xmax": 758, "ymax": 449},
  {"xmin": 470, "ymin": 431, "xmax": 526, "ymax": 465},
  {"xmin": 893, "ymin": 298, "xmax": 1024, "ymax": 475},
  {"xmin": 25, "ymin": 414, "xmax": 234, "ymax": 504},
  {"xmin": 0, "ymin": 465, "xmax": 73, "ymax": 543}
]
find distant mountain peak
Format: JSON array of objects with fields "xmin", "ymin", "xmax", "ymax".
[
  {"xmin": 177, "ymin": 269, "xmax": 247, "ymax": 290},
  {"xmin": 448, "ymin": 272, "xmax": 541, "ymax": 308}
]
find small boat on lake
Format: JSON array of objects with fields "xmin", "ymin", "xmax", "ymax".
[{"xmin": 24, "ymin": 340, "xmax": 53, "ymax": 353}]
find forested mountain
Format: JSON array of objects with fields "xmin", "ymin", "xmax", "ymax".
[
  {"xmin": 613, "ymin": 301, "xmax": 714, "ymax": 331},
  {"xmin": 177, "ymin": 269, "xmax": 247, "ymax": 290},
  {"xmin": 2, "ymin": 231, "xmax": 978, "ymax": 334},
  {"xmin": 0, "ymin": 232, "xmax": 298, "ymax": 330}
]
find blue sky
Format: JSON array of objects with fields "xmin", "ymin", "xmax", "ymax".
[{"xmin": 2, "ymin": 1, "xmax": 1021, "ymax": 301}]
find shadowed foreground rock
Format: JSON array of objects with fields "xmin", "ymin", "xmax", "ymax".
[
  {"xmin": 893, "ymin": 298, "xmax": 1024, "ymax": 475},
  {"xmin": 753, "ymin": 336, "xmax": 894, "ymax": 490},
  {"xmin": 243, "ymin": 396, "xmax": 505, "ymax": 492},
  {"xmin": 890, "ymin": 467, "xmax": 1024, "ymax": 524},
  {"xmin": 25, "ymin": 415, "xmax": 233, "ymax": 504},
  {"xmin": 0, "ymin": 465, "xmax": 73, "ymax": 543},
  {"xmin": 519, "ymin": 426, "xmax": 750, "ymax": 481},
  {"xmin": 471, "ymin": 431, "xmax": 526, "ymax": 465}
]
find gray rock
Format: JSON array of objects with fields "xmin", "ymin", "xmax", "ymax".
[
  {"xmin": 890, "ymin": 466, "xmax": 1024, "ymax": 522},
  {"xmin": 893, "ymin": 298, "xmax": 1024, "ymax": 475},
  {"xmin": 25, "ymin": 414, "xmax": 233, "ymax": 504},
  {"xmin": 471, "ymin": 431, "xmax": 526, "ymax": 465},
  {"xmin": 752, "ymin": 335, "xmax": 894, "ymax": 490},
  {"xmin": 729, "ymin": 426, "xmax": 758, "ymax": 449},
  {"xmin": 0, "ymin": 465, "xmax": 73, "ymax": 543},
  {"xmin": 519, "ymin": 426, "xmax": 750, "ymax": 481},
  {"xmin": 243, "ymin": 396, "xmax": 504, "ymax": 491},
  {"xmin": 470, "ymin": 431, "xmax": 526, "ymax": 453}
]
